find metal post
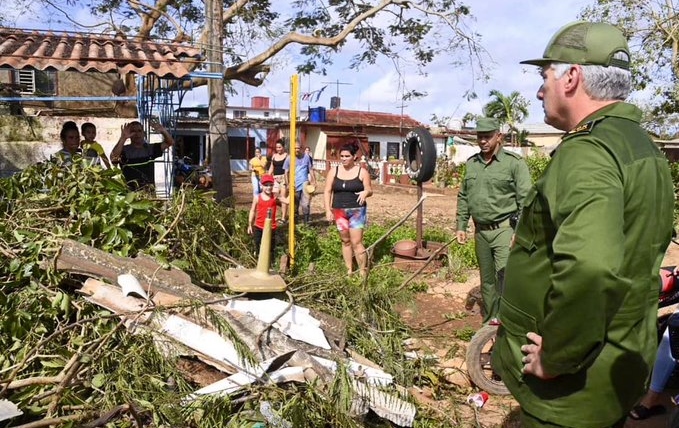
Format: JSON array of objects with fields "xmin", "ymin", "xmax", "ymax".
[
  {"xmin": 288, "ymin": 75, "xmax": 299, "ymax": 266},
  {"xmin": 416, "ymin": 182, "xmax": 423, "ymax": 250}
]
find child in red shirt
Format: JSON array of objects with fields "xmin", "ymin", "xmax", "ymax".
[{"xmin": 247, "ymin": 174, "xmax": 288, "ymax": 256}]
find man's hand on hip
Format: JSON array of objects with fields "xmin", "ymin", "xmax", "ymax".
[{"xmin": 521, "ymin": 332, "xmax": 555, "ymax": 380}]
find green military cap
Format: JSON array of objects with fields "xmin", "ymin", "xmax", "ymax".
[
  {"xmin": 521, "ymin": 21, "xmax": 630, "ymax": 70},
  {"xmin": 475, "ymin": 117, "xmax": 500, "ymax": 133}
]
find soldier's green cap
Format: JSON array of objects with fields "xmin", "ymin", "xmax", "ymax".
[
  {"xmin": 475, "ymin": 117, "xmax": 500, "ymax": 133},
  {"xmin": 520, "ymin": 21, "xmax": 630, "ymax": 70}
]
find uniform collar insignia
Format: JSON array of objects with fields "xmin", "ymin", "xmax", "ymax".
[{"xmin": 563, "ymin": 117, "xmax": 605, "ymax": 138}]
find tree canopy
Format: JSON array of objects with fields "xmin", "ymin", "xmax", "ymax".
[
  {"xmin": 580, "ymin": 0, "xmax": 679, "ymax": 137},
  {"xmin": 16, "ymin": 0, "xmax": 490, "ymax": 89}
]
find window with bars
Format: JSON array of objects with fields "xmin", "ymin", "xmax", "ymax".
[
  {"xmin": 369, "ymin": 141, "xmax": 380, "ymax": 159},
  {"xmin": 387, "ymin": 142, "xmax": 400, "ymax": 159},
  {"xmin": 14, "ymin": 70, "xmax": 57, "ymax": 95},
  {"xmin": 233, "ymin": 110, "xmax": 246, "ymax": 119}
]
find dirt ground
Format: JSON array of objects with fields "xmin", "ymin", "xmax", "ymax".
[{"xmin": 231, "ymin": 173, "xmax": 679, "ymax": 427}]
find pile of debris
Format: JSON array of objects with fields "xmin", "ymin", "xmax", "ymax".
[{"xmin": 1, "ymin": 239, "xmax": 417, "ymax": 427}]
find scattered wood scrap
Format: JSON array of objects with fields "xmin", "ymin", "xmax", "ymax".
[{"xmin": 54, "ymin": 240, "xmax": 417, "ymax": 427}]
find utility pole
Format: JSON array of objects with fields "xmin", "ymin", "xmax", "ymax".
[
  {"xmin": 397, "ymin": 101, "xmax": 408, "ymax": 136},
  {"xmin": 206, "ymin": 0, "xmax": 233, "ymax": 202}
]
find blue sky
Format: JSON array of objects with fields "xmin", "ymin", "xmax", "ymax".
[{"xmin": 6, "ymin": 0, "xmax": 593, "ymax": 126}]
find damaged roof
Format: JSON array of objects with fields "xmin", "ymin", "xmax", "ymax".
[
  {"xmin": 325, "ymin": 109, "xmax": 423, "ymax": 128},
  {"xmin": 0, "ymin": 27, "xmax": 202, "ymax": 78}
]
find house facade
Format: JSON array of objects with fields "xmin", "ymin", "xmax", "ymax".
[
  {"xmin": 174, "ymin": 96, "xmax": 291, "ymax": 172},
  {"xmin": 173, "ymin": 97, "xmax": 425, "ymax": 174},
  {"xmin": 0, "ymin": 68, "xmax": 135, "ymax": 117}
]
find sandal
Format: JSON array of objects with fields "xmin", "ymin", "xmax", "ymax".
[{"xmin": 629, "ymin": 404, "xmax": 666, "ymax": 420}]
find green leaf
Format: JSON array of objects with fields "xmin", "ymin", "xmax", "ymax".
[
  {"xmin": 152, "ymin": 224, "xmax": 167, "ymax": 235},
  {"xmin": 91, "ymin": 373, "xmax": 106, "ymax": 388},
  {"xmin": 41, "ymin": 359, "xmax": 66, "ymax": 369},
  {"xmin": 22, "ymin": 262, "xmax": 34, "ymax": 277},
  {"xmin": 13, "ymin": 230, "xmax": 25, "ymax": 243},
  {"xmin": 8, "ymin": 258, "xmax": 21, "ymax": 273},
  {"xmin": 130, "ymin": 200, "xmax": 153, "ymax": 210},
  {"xmin": 102, "ymin": 227, "xmax": 118, "ymax": 246}
]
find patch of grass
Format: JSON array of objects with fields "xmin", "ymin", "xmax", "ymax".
[
  {"xmin": 443, "ymin": 311, "xmax": 468, "ymax": 321},
  {"xmin": 454, "ymin": 326, "xmax": 476, "ymax": 342}
]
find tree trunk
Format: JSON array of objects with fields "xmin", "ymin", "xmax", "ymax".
[{"xmin": 207, "ymin": 0, "xmax": 233, "ymax": 203}]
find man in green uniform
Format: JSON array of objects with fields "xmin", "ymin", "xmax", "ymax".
[
  {"xmin": 492, "ymin": 21, "xmax": 675, "ymax": 428},
  {"xmin": 455, "ymin": 118, "xmax": 531, "ymax": 324}
]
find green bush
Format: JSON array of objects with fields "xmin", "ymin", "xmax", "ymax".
[
  {"xmin": 523, "ymin": 149, "xmax": 550, "ymax": 182},
  {"xmin": 433, "ymin": 157, "xmax": 465, "ymax": 188}
]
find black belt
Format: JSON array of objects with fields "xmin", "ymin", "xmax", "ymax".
[{"xmin": 475, "ymin": 218, "xmax": 511, "ymax": 231}]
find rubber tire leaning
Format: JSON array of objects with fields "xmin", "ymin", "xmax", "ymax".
[
  {"xmin": 402, "ymin": 127, "xmax": 436, "ymax": 183},
  {"xmin": 465, "ymin": 324, "xmax": 511, "ymax": 396}
]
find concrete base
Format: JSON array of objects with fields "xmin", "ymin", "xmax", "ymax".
[{"xmin": 224, "ymin": 268, "xmax": 287, "ymax": 293}]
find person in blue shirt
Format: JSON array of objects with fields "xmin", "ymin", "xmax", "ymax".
[{"xmin": 283, "ymin": 144, "xmax": 317, "ymax": 224}]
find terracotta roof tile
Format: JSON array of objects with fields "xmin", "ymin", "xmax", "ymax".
[
  {"xmin": 325, "ymin": 108, "xmax": 423, "ymax": 128},
  {"xmin": 0, "ymin": 28, "xmax": 202, "ymax": 78}
]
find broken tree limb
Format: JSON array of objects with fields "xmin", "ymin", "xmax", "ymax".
[
  {"xmin": 53, "ymin": 239, "xmax": 211, "ymax": 301},
  {"xmin": 80, "ymin": 279, "xmax": 340, "ymax": 372},
  {"xmin": 396, "ymin": 236, "xmax": 456, "ymax": 293},
  {"xmin": 365, "ymin": 194, "xmax": 428, "ymax": 255},
  {"xmin": 13, "ymin": 413, "xmax": 92, "ymax": 428},
  {"xmin": 80, "ymin": 403, "xmax": 144, "ymax": 428}
]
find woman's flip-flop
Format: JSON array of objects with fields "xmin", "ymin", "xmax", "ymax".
[{"xmin": 629, "ymin": 404, "xmax": 666, "ymax": 420}]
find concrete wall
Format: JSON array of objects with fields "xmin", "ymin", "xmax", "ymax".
[
  {"xmin": 448, "ymin": 144, "xmax": 549, "ymax": 164},
  {"xmin": 0, "ymin": 116, "xmax": 167, "ymax": 179}
]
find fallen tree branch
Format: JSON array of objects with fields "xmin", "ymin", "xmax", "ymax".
[
  {"xmin": 81, "ymin": 403, "xmax": 144, "ymax": 428},
  {"xmin": 152, "ymin": 190, "xmax": 186, "ymax": 246},
  {"xmin": 2, "ymin": 352, "xmax": 79, "ymax": 390},
  {"xmin": 364, "ymin": 194, "xmax": 427, "ymax": 255},
  {"xmin": 395, "ymin": 237, "xmax": 456, "ymax": 293},
  {"xmin": 13, "ymin": 413, "xmax": 92, "ymax": 428},
  {"xmin": 255, "ymin": 289, "xmax": 295, "ymax": 353}
]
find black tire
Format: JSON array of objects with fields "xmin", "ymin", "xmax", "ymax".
[
  {"xmin": 670, "ymin": 406, "xmax": 679, "ymax": 428},
  {"xmin": 465, "ymin": 324, "xmax": 511, "ymax": 395},
  {"xmin": 402, "ymin": 127, "xmax": 436, "ymax": 183}
]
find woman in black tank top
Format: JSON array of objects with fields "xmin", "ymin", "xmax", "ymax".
[
  {"xmin": 268, "ymin": 139, "xmax": 289, "ymax": 221},
  {"xmin": 323, "ymin": 141, "xmax": 373, "ymax": 275}
]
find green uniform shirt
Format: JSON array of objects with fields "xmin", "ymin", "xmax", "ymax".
[
  {"xmin": 456, "ymin": 148, "xmax": 532, "ymax": 229},
  {"xmin": 493, "ymin": 102, "xmax": 674, "ymax": 427}
]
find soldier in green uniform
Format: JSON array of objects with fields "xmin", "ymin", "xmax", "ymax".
[
  {"xmin": 492, "ymin": 21, "xmax": 675, "ymax": 428},
  {"xmin": 455, "ymin": 117, "xmax": 531, "ymax": 324}
]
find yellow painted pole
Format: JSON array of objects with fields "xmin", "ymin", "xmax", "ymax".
[{"xmin": 288, "ymin": 75, "xmax": 299, "ymax": 266}]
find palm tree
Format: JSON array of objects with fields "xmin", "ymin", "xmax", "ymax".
[
  {"xmin": 482, "ymin": 90, "xmax": 530, "ymax": 146},
  {"xmin": 462, "ymin": 112, "xmax": 477, "ymax": 129}
]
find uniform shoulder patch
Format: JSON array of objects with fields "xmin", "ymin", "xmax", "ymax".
[{"xmin": 563, "ymin": 118, "xmax": 604, "ymax": 139}]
